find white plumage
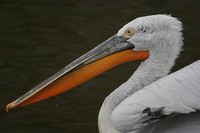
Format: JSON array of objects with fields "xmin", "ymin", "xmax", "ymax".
[
  {"xmin": 98, "ymin": 15, "xmax": 200, "ymax": 133},
  {"xmin": 111, "ymin": 60, "xmax": 200, "ymax": 132}
]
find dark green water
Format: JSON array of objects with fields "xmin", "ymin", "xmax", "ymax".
[{"xmin": 0, "ymin": 0, "xmax": 199, "ymax": 133}]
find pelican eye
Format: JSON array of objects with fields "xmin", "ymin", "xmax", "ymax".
[{"xmin": 123, "ymin": 28, "xmax": 135, "ymax": 38}]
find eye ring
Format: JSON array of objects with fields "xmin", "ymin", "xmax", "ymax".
[{"xmin": 123, "ymin": 28, "xmax": 135, "ymax": 38}]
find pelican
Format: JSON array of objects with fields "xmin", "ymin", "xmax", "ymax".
[{"xmin": 6, "ymin": 14, "xmax": 200, "ymax": 133}]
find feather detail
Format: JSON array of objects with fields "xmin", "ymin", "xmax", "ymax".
[{"xmin": 111, "ymin": 60, "xmax": 200, "ymax": 132}]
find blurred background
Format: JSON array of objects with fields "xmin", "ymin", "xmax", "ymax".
[{"xmin": 0, "ymin": 0, "xmax": 199, "ymax": 133}]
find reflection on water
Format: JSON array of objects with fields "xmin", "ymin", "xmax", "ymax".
[{"xmin": 0, "ymin": 0, "xmax": 199, "ymax": 133}]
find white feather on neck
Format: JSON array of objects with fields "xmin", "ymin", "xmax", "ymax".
[
  {"xmin": 98, "ymin": 15, "xmax": 183, "ymax": 133},
  {"xmin": 98, "ymin": 53, "xmax": 179, "ymax": 133}
]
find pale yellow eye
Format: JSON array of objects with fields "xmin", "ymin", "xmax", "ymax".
[{"xmin": 123, "ymin": 28, "xmax": 135, "ymax": 38}]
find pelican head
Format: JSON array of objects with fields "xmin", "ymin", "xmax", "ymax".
[
  {"xmin": 118, "ymin": 14, "xmax": 183, "ymax": 67},
  {"xmin": 116, "ymin": 15, "xmax": 183, "ymax": 88},
  {"xmin": 6, "ymin": 14, "xmax": 183, "ymax": 131}
]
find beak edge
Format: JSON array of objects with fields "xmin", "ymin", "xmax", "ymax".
[{"xmin": 6, "ymin": 50, "xmax": 149, "ymax": 112}]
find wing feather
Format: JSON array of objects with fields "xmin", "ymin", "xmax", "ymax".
[{"xmin": 111, "ymin": 60, "xmax": 200, "ymax": 132}]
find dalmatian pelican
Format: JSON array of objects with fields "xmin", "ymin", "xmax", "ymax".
[{"xmin": 6, "ymin": 14, "xmax": 200, "ymax": 133}]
